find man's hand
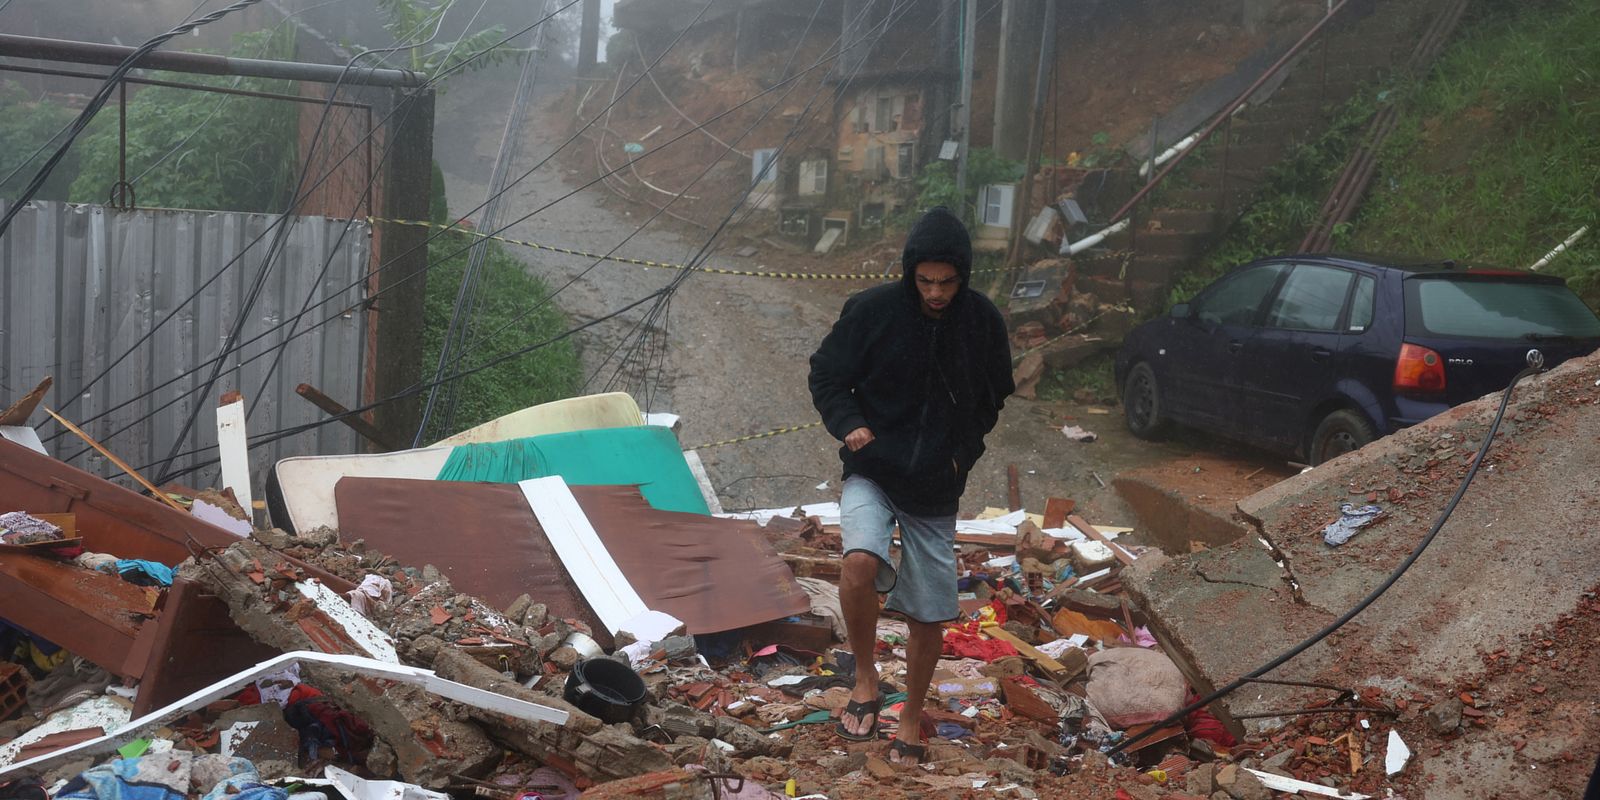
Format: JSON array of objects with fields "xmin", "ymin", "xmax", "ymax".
[{"xmin": 845, "ymin": 427, "xmax": 875, "ymax": 452}]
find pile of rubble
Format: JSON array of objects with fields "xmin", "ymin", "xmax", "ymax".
[
  {"xmin": 0, "ymin": 485, "xmax": 1373, "ymax": 800},
  {"xmin": 1, "ymin": 385, "xmax": 1446, "ymax": 800}
]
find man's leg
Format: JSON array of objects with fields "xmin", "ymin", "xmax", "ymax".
[
  {"xmin": 840, "ymin": 551, "xmax": 885, "ymax": 737},
  {"xmin": 837, "ymin": 477, "xmax": 899, "ymax": 738},
  {"xmin": 892, "ymin": 618, "xmax": 942, "ymax": 762},
  {"xmin": 880, "ymin": 504, "xmax": 958, "ymax": 764}
]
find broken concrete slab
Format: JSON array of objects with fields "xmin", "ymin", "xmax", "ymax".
[
  {"xmin": 430, "ymin": 648, "xmax": 675, "ymax": 783},
  {"xmin": 0, "ymin": 652, "xmax": 568, "ymax": 784},
  {"xmin": 1125, "ymin": 351, "xmax": 1600, "ymax": 758}
]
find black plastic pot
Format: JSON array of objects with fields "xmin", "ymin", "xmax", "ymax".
[{"xmin": 563, "ymin": 657, "xmax": 646, "ymax": 724}]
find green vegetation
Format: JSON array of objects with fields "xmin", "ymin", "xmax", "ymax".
[
  {"xmin": 68, "ymin": 29, "xmax": 299, "ymax": 213},
  {"xmin": 373, "ymin": 0, "xmax": 524, "ymax": 77},
  {"xmin": 1343, "ymin": 0, "xmax": 1600, "ymax": 304},
  {"xmin": 1037, "ymin": 351, "xmax": 1119, "ymax": 404},
  {"xmin": 901, "ymin": 148, "xmax": 1023, "ymax": 229},
  {"xmin": 420, "ymin": 233, "xmax": 582, "ymax": 438},
  {"xmin": 0, "ymin": 81, "xmax": 81, "ymax": 201},
  {"xmin": 1165, "ymin": 93, "xmax": 1377, "ymax": 307}
]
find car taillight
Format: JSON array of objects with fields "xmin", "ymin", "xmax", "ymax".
[{"xmin": 1394, "ymin": 343, "xmax": 1446, "ymax": 395}]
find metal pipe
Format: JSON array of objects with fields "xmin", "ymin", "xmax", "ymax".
[
  {"xmin": 955, "ymin": 0, "xmax": 977, "ymax": 195},
  {"xmin": 0, "ymin": 33, "xmax": 420, "ymax": 87},
  {"xmin": 1110, "ymin": 0, "xmax": 1352, "ymax": 224},
  {"xmin": 0, "ymin": 62, "xmax": 372, "ymax": 109}
]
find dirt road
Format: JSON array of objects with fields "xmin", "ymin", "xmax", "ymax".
[{"xmin": 432, "ymin": 67, "xmax": 1282, "ymax": 528}]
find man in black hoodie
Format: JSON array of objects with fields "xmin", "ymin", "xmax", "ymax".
[{"xmin": 808, "ymin": 206, "xmax": 1014, "ymax": 764}]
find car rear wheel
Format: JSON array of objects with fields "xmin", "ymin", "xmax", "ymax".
[
  {"xmin": 1123, "ymin": 362, "xmax": 1168, "ymax": 440},
  {"xmin": 1309, "ymin": 409, "xmax": 1376, "ymax": 465}
]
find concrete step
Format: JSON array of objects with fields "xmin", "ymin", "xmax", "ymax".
[
  {"xmin": 1194, "ymin": 141, "xmax": 1286, "ymax": 174},
  {"xmin": 1161, "ymin": 188, "xmax": 1231, "ymax": 210},
  {"xmin": 1075, "ymin": 274, "xmax": 1131, "ymax": 304},
  {"xmin": 1132, "ymin": 229, "xmax": 1215, "ymax": 259},
  {"xmin": 1180, "ymin": 166, "xmax": 1268, "ymax": 193},
  {"xmin": 1247, "ymin": 98, "xmax": 1336, "ymax": 125},
  {"xmin": 1126, "ymin": 255, "xmax": 1189, "ymax": 285},
  {"xmin": 1230, "ymin": 119, "xmax": 1316, "ymax": 146},
  {"xmin": 1148, "ymin": 207, "xmax": 1227, "ymax": 232}
]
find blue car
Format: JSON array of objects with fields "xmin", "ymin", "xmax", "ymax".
[{"xmin": 1114, "ymin": 254, "xmax": 1600, "ymax": 464}]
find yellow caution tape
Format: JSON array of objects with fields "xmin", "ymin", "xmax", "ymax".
[
  {"xmin": 368, "ymin": 216, "xmax": 1126, "ymax": 281},
  {"xmin": 685, "ymin": 421, "xmax": 824, "ymax": 451},
  {"xmin": 369, "ymin": 216, "xmax": 892, "ymax": 280}
]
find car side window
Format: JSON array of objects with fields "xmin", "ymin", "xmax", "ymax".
[
  {"xmin": 1348, "ymin": 275, "xmax": 1376, "ymax": 332},
  {"xmin": 1265, "ymin": 265, "xmax": 1355, "ymax": 332},
  {"xmin": 1195, "ymin": 264, "xmax": 1285, "ymax": 327}
]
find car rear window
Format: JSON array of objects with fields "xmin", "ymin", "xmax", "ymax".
[{"xmin": 1404, "ymin": 277, "xmax": 1600, "ymax": 339}]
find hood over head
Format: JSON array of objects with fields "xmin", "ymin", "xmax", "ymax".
[{"xmin": 901, "ymin": 206, "xmax": 973, "ymax": 296}]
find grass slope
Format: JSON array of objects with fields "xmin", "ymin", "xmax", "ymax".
[
  {"xmin": 420, "ymin": 234, "xmax": 582, "ymax": 440},
  {"xmin": 1345, "ymin": 0, "xmax": 1600, "ymax": 303}
]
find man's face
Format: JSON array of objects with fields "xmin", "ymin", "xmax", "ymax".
[{"xmin": 914, "ymin": 261, "xmax": 960, "ymax": 318}]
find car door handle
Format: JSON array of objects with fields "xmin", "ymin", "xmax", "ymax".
[
  {"xmin": 1228, "ymin": 340, "xmax": 1243, "ymax": 354},
  {"xmin": 1311, "ymin": 347, "xmax": 1333, "ymax": 362}
]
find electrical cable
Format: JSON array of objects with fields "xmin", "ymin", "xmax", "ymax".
[
  {"xmin": 45, "ymin": 0, "xmax": 659, "ymax": 436},
  {"xmin": 119, "ymin": 284, "xmax": 669, "ymax": 483},
  {"xmin": 728, "ymin": 0, "xmax": 968, "ymax": 227},
  {"xmin": 47, "ymin": 2, "xmax": 469, "ymax": 461},
  {"xmin": 149, "ymin": 0, "xmax": 486, "ymax": 482},
  {"xmin": 1107, "ymin": 365, "xmax": 1544, "ymax": 757},
  {"xmin": 128, "ymin": 0, "xmax": 383, "ymax": 189},
  {"xmin": 455, "ymin": 0, "xmax": 881, "ymax": 383},
  {"xmin": 49, "ymin": 4, "xmax": 902, "ymax": 455},
  {"xmin": 249, "ymin": 0, "xmax": 490, "ymax": 426},
  {"xmin": 0, "ymin": 0, "xmax": 267, "ymax": 238},
  {"xmin": 0, "ymin": 0, "xmax": 242, "ymax": 190},
  {"xmin": 417, "ymin": 0, "xmax": 555, "ymax": 445},
  {"xmin": 45, "ymin": 46, "xmax": 860, "ymax": 454},
  {"xmin": 606, "ymin": 0, "xmax": 914, "ymax": 403}
]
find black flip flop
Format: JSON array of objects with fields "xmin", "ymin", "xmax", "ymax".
[
  {"xmin": 834, "ymin": 696, "xmax": 882, "ymax": 742},
  {"xmin": 888, "ymin": 737, "xmax": 927, "ymax": 765}
]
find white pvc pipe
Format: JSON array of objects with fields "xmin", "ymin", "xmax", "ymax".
[
  {"xmin": 1139, "ymin": 132, "xmax": 1199, "ymax": 177},
  {"xmin": 1529, "ymin": 225, "xmax": 1589, "ymax": 271},
  {"xmin": 1137, "ymin": 106, "xmax": 1248, "ymax": 177},
  {"xmin": 1063, "ymin": 218, "xmax": 1130, "ymax": 256}
]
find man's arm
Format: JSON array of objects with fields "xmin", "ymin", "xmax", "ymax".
[
  {"xmin": 957, "ymin": 302, "xmax": 1015, "ymax": 470},
  {"xmin": 808, "ymin": 298, "xmax": 871, "ymax": 442}
]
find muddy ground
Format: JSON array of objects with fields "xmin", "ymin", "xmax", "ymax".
[{"xmin": 432, "ymin": 67, "xmax": 1291, "ymax": 535}]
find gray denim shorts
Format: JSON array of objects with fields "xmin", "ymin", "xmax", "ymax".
[{"xmin": 840, "ymin": 475, "xmax": 959, "ymax": 624}]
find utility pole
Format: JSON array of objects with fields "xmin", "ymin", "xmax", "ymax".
[
  {"xmin": 1005, "ymin": 0, "xmax": 1057, "ymax": 269},
  {"xmin": 578, "ymin": 0, "xmax": 601, "ymax": 74},
  {"xmin": 954, "ymin": 0, "xmax": 977, "ymax": 195}
]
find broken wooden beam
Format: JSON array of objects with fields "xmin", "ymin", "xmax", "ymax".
[
  {"xmin": 984, "ymin": 626, "xmax": 1086, "ymax": 684},
  {"xmin": 44, "ymin": 406, "xmax": 188, "ymax": 513},
  {"xmin": 296, "ymin": 383, "xmax": 399, "ymax": 451},
  {"xmin": 1069, "ymin": 514, "xmax": 1136, "ymax": 567}
]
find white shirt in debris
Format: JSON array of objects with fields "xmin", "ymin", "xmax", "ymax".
[{"xmin": 254, "ymin": 663, "xmax": 302, "ymax": 706}]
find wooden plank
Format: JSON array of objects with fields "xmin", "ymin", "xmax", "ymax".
[
  {"xmin": 43, "ymin": 407, "xmax": 187, "ymax": 513},
  {"xmin": 1042, "ymin": 497, "xmax": 1075, "ymax": 529},
  {"xmin": 33, "ymin": 513, "xmax": 76, "ymax": 539},
  {"xmin": 1069, "ymin": 514, "xmax": 1136, "ymax": 567},
  {"xmin": 0, "ymin": 377, "xmax": 52, "ymax": 427},
  {"xmin": 295, "ymin": 383, "xmax": 398, "ymax": 451},
  {"xmin": 984, "ymin": 626, "xmax": 1086, "ymax": 683},
  {"xmin": 215, "ymin": 395, "xmax": 253, "ymax": 514},
  {"xmin": 1006, "ymin": 464, "xmax": 1022, "ymax": 512}
]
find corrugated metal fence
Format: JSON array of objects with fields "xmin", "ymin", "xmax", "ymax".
[{"xmin": 0, "ymin": 200, "xmax": 370, "ymax": 495}]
